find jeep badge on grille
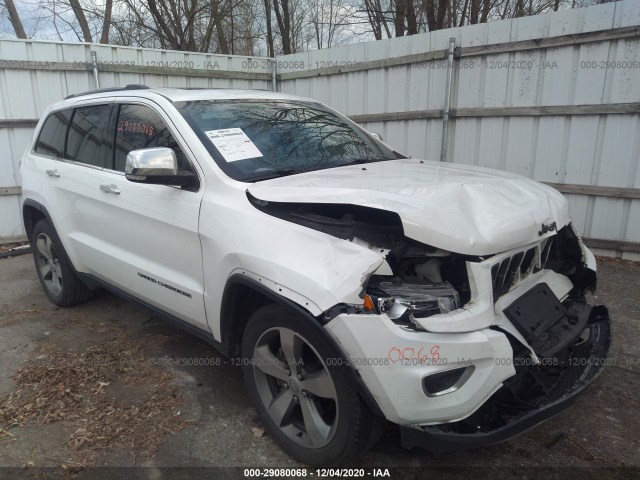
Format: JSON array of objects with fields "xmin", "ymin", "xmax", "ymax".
[{"xmin": 539, "ymin": 221, "xmax": 557, "ymax": 236}]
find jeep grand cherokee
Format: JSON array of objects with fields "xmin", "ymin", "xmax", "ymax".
[{"xmin": 20, "ymin": 85, "xmax": 611, "ymax": 465}]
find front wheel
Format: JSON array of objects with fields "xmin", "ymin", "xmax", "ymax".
[{"xmin": 241, "ymin": 304, "xmax": 383, "ymax": 465}]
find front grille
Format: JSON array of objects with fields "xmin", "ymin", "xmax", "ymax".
[
  {"xmin": 490, "ymin": 237, "xmax": 554, "ymax": 300},
  {"xmin": 423, "ymin": 307, "xmax": 610, "ymax": 436}
]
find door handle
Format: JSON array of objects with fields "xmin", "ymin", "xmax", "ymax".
[
  {"xmin": 100, "ymin": 184, "xmax": 121, "ymax": 194},
  {"xmin": 46, "ymin": 169, "xmax": 60, "ymax": 177}
]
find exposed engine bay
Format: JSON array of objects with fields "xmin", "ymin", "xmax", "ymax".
[
  {"xmin": 248, "ymin": 194, "xmax": 597, "ymax": 330},
  {"xmin": 247, "ymin": 194, "xmax": 473, "ymax": 322}
]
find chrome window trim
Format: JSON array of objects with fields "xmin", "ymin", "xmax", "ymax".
[
  {"xmin": 30, "ymin": 152, "xmax": 106, "ymax": 171},
  {"xmin": 30, "ymin": 97, "xmax": 204, "ymax": 193}
]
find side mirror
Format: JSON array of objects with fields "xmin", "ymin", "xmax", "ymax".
[
  {"xmin": 125, "ymin": 147, "xmax": 196, "ymax": 187},
  {"xmin": 369, "ymin": 132, "xmax": 383, "ymax": 142}
]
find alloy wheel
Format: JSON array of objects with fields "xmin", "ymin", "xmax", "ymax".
[
  {"xmin": 35, "ymin": 232, "xmax": 63, "ymax": 297},
  {"xmin": 252, "ymin": 327, "xmax": 339, "ymax": 449}
]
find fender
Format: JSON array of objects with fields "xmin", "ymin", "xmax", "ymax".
[
  {"xmin": 22, "ymin": 198, "xmax": 51, "ymax": 240},
  {"xmin": 219, "ymin": 273, "xmax": 319, "ymax": 348},
  {"xmin": 219, "ymin": 273, "xmax": 385, "ymax": 418}
]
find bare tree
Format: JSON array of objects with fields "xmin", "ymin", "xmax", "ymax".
[
  {"xmin": 67, "ymin": 0, "xmax": 93, "ymax": 41},
  {"xmin": 360, "ymin": 0, "xmax": 392, "ymax": 39},
  {"xmin": 273, "ymin": 0, "xmax": 292, "ymax": 53},
  {"xmin": 423, "ymin": 0, "xmax": 447, "ymax": 30},
  {"xmin": 113, "ymin": 0, "xmax": 235, "ymax": 52},
  {"xmin": 394, "ymin": 0, "xmax": 417, "ymax": 36},
  {"xmin": 2, "ymin": 0, "xmax": 27, "ymax": 38},
  {"xmin": 100, "ymin": 0, "xmax": 112, "ymax": 43},
  {"xmin": 310, "ymin": 0, "xmax": 356, "ymax": 49},
  {"xmin": 264, "ymin": 0, "xmax": 275, "ymax": 55},
  {"xmin": 0, "ymin": 0, "xmax": 608, "ymax": 53}
]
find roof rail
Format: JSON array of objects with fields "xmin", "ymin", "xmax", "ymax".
[{"xmin": 65, "ymin": 84, "xmax": 150, "ymax": 100}]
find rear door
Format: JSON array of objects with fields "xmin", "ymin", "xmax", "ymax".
[{"xmin": 26, "ymin": 105, "xmax": 114, "ymax": 273}]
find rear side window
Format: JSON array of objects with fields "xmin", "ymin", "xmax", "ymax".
[
  {"xmin": 34, "ymin": 109, "xmax": 73, "ymax": 158},
  {"xmin": 113, "ymin": 104, "xmax": 194, "ymax": 175},
  {"xmin": 65, "ymin": 105, "xmax": 111, "ymax": 168}
]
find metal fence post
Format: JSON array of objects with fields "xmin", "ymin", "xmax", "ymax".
[
  {"xmin": 91, "ymin": 51, "xmax": 100, "ymax": 89},
  {"xmin": 272, "ymin": 59, "xmax": 278, "ymax": 92},
  {"xmin": 440, "ymin": 37, "xmax": 456, "ymax": 162}
]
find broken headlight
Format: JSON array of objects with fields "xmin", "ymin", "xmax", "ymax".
[{"xmin": 367, "ymin": 282, "xmax": 461, "ymax": 319}]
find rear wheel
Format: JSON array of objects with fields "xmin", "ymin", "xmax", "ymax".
[
  {"xmin": 241, "ymin": 304, "xmax": 382, "ymax": 465},
  {"xmin": 32, "ymin": 220, "xmax": 93, "ymax": 307}
]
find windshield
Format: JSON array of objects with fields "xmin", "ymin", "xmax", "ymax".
[{"xmin": 175, "ymin": 100, "xmax": 403, "ymax": 182}]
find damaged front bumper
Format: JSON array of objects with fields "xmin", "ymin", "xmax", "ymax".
[
  {"xmin": 400, "ymin": 305, "xmax": 611, "ymax": 451},
  {"xmin": 325, "ymin": 284, "xmax": 611, "ymax": 450},
  {"xmin": 322, "ymin": 225, "xmax": 611, "ymax": 451}
]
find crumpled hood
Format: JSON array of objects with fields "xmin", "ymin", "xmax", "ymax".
[{"xmin": 247, "ymin": 159, "xmax": 570, "ymax": 256}]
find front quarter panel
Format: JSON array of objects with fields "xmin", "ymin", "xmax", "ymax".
[{"xmin": 199, "ymin": 185, "xmax": 386, "ymax": 340}]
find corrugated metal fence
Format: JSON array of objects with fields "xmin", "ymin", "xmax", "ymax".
[{"xmin": 1, "ymin": 0, "xmax": 639, "ymax": 259}]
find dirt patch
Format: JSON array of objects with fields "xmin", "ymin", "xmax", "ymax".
[
  {"xmin": 0, "ymin": 308, "xmax": 50, "ymax": 328},
  {"xmin": 595, "ymin": 255, "xmax": 640, "ymax": 267},
  {"xmin": 0, "ymin": 323, "xmax": 188, "ymax": 467}
]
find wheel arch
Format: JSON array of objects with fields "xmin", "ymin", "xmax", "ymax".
[
  {"xmin": 219, "ymin": 274, "xmax": 317, "ymax": 357},
  {"xmin": 22, "ymin": 199, "xmax": 92, "ymax": 287},
  {"xmin": 219, "ymin": 273, "xmax": 385, "ymax": 418},
  {"xmin": 22, "ymin": 199, "xmax": 51, "ymax": 242}
]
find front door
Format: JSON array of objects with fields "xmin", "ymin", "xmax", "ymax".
[{"xmin": 63, "ymin": 100, "xmax": 207, "ymax": 329}]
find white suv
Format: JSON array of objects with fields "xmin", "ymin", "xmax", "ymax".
[{"xmin": 21, "ymin": 85, "xmax": 611, "ymax": 465}]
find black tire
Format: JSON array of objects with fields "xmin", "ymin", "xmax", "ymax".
[
  {"xmin": 241, "ymin": 304, "xmax": 382, "ymax": 465},
  {"xmin": 31, "ymin": 219, "xmax": 93, "ymax": 307},
  {"xmin": 365, "ymin": 414, "xmax": 387, "ymax": 451}
]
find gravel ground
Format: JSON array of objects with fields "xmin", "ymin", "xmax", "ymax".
[{"xmin": 0, "ymin": 253, "xmax": 638, "ymax": 479}]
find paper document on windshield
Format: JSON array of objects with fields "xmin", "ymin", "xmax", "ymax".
[{"xmin": 205, "ymin": 128, "xmax": 263, "ymax": 162}]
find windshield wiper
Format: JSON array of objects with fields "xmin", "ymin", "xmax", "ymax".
[
  {"xmin": 244, "ymin": 168, "xmax": 307, "ymax": 182},
  {"xmin": 344, "ymin": 158, "xmax": 372, "ymax": 165},
  {"xmin": 342, "ymin": 157, "xmax": 398, "ymax": 166},
  {"xmin": 245, "ymin": 156, "xmax": 399, "ymax": 182}
]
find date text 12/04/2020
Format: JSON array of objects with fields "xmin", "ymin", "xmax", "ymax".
[{"xmin": 243, "ymin": 469, "xmax": 391, "ymax": 477}]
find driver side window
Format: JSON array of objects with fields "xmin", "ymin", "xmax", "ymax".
[{"xmin": 112, "ymin": 104, "xmax": 195, "ymax": 176}]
